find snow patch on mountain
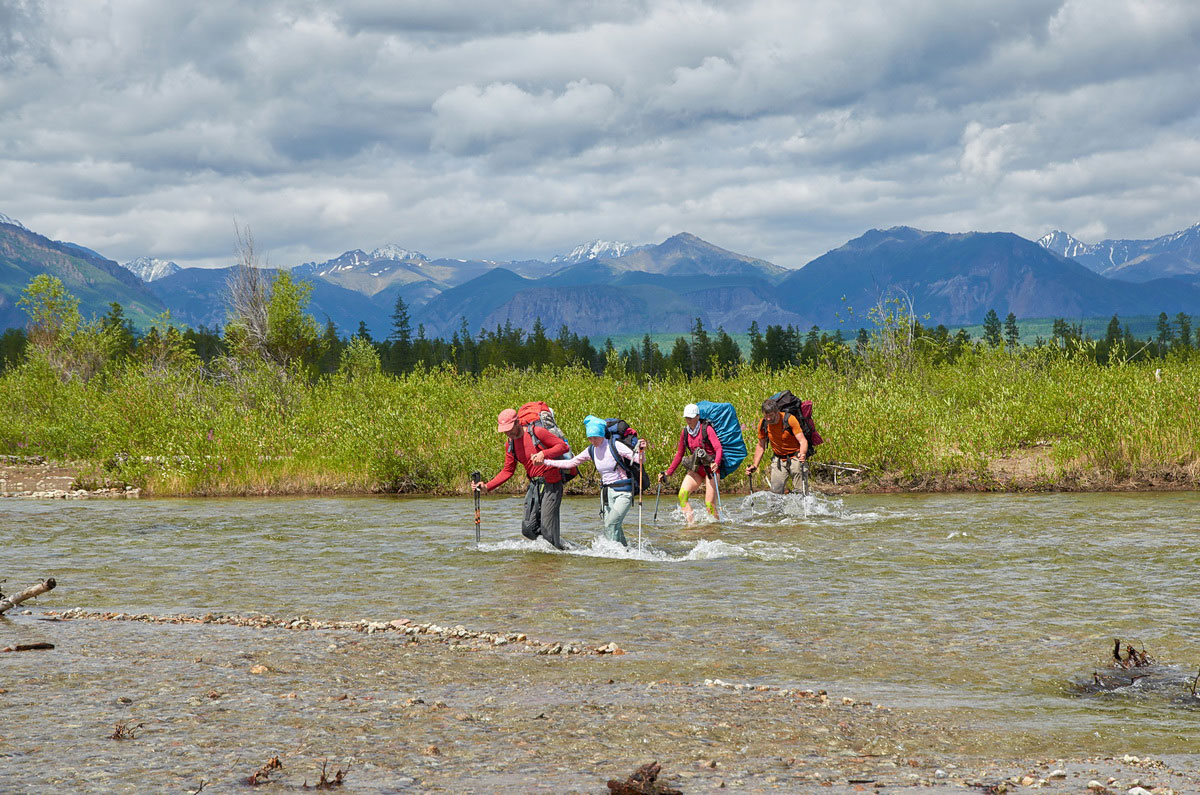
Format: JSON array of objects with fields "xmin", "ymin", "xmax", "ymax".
[
  {"xmin": 1039, "ymin": 221, "xmax": 1200, "ymax": 280},
  {"xmin": 370, "ymin": 244, "xmax": 428, "ymax": 262},
  {"xmin": 551, "ymin": 240, "xmax": 646, "ymax": 264},
  {"xmin": 122, "ymin": 256, "xmax": 181, "ymax": 282},
  {"xmin": 1037, "ymin": 230, "xmax": 1092, "ymax": 259},
  {"xmin": 0, "ymin": 212, "xmax": 29, "ymax": 231}
]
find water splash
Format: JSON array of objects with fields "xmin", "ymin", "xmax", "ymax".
[
  {"xmin": 475, "ymin": 534, "xmax": 808, "ymax": 563},
  {"xmin": 726, "ymin": 490, "xmax": 848, "ymax": 525}
]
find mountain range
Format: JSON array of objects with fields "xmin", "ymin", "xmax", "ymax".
[
  {"xmin": 3, "ymin": 210, "xmax": 1199, "ymax": 339},
  {"xmin": 0, "ymin": 216, "xmax": 165, "ymax": 330},
  {"xmin": 1037, "ymin": 223, "xmax": 1200, "ymax": 282}
]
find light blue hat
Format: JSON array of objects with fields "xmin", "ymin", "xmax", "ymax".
[{"xmin": 584, "ymin": 415, "xmax": 607, "ymax": 438}]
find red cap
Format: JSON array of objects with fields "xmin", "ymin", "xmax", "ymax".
[{"xmin": 496, "ymin": 408, "xmax": 518, "ymax": 433}]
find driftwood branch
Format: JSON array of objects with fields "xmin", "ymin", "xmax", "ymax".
[
  {"xmin": 1, "ymin": 642, "xmax": 55, "ymax": 653},
  {"xmin": 607, "ymin": 762, "xmax": 681, "ymax": 795},
  {"xmin": 0, "ymin": 577, "xmax": 56, "ymax": 615}
]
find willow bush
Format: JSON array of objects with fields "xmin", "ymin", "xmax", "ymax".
[{"xmin": 1, "ymin": 347, "xmax": 1197, "ymax": 495}]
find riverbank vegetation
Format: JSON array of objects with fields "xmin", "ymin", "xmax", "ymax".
[{"xmin": 1, "ymin": 274, "xmax": 1198, "ymax": 495}]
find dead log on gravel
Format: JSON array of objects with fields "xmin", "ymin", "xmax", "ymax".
[
  {"xmin": 1, "ymin": 642, "xmax": 55, "ymax": 653},
  {"xmin": 607, "ymin": 762, "xmax": 682, "ymax": 795},
  {"xmin": 0, "ymin": 577, "xmax": 56, "ymax": 615}
]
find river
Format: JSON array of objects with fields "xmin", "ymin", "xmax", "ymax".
[{"xmin": 3, "ymin": 491, "xmax": 1199, "ymax": 791}]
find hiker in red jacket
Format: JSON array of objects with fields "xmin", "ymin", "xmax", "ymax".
[{"xmin": 474, "ymin": 408, "xmax": 569, "ymax": 549}]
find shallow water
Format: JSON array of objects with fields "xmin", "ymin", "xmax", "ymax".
[{"xmin": 5, "ymin": 490, "xmax": 1200, "ymax": 785}]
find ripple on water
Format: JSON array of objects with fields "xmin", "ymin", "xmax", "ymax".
[{"xmin": 6, "ymin": 491, "xmax": 1200, "ymax": 765}]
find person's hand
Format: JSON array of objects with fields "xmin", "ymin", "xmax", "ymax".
[
  {"xmin": 472, "ymin": 481, "xmax": 486, "ymax": 493},
  {"xmin": 529, "ymin": 451, "xmax": 545, "ymax": 464},
  {"xmin": 637, "ymin": 439, "xmax": 647, "ymax": 451},
  {"xmin": 746, "ymin": 463, "xmax": 757, "ymax": 475},
  {"xmin": 658, "ymin": 471, "xmax": 667, "ymax": 484},
  {"xmin": 709, "ymin": 462, "xmax": 719, "ymax": 474}
]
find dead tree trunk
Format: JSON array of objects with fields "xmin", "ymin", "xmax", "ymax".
[{"xmin": 0, "ymin": 577, "xmax": 56, "ymax": 615}]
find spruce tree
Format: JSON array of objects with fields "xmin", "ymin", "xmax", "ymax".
[
  {"xmin": 1003, "ymin": 313, "xmax": 1020, "ymax": 350},
  {"xmin": 982, "ymin": 309, "xmax": 1002, "ymax": 347}
]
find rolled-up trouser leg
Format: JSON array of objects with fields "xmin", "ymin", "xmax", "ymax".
[
  {"xmin": 602, "ymin": 489, "xmax": 632, "ymax": 545},
  {"xmin": 769, "ymin": 457, "xmax": 794, "ymax": 494},
  {"xmin": 539, "ymin": 481, "xmax": 564, "ymax": 549},
  {"xmin": 521, "ymin": 481, "xmax": 544, "ymax": 540}
]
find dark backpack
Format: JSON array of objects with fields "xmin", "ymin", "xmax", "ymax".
[
  {"xmin": 596, "ymin": 417, "xmax": 650, "ymax": 495},
  {"xmin": 765, "ymin": 390, "xmax": 823, "ymax": 451},
  {"xmin": 510, "ymin": 401, "xmax": 577, "ymax": 482}
]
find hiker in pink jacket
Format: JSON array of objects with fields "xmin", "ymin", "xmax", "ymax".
[{"xmin": 659, "ymin": 403, "xmax": 723, "ymax": 524}]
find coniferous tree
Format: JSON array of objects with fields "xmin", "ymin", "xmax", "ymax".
[
  {"xmin": 526, "ymin": 318, "xmax": 549, "ymax": 368},
  {"xmin": 713, "ymin": 326, "xmax": 742, "ymax": 372},
  {"xmin": 183, "ymin": 325, "xmax": 226, "ymax": 362},
  {"xmin": 1003, "ymin": 312, "xmax": 1020, "ymax": 350},
  {"xmin": 1156, "ymin": 312, "xmax": 1171, "ymax": 348},
  {"xmin": 1176, "ymin": 312, "xmax": 1192, "ymax": 350},
  {"xmin": 0, "ymin": 327, "xmax": 27, "ymax": 372},
  {"xmin": 748, "ymin": 321, "xmax": 767, "ymax": 367},
  {"xmin": 669, "ymin": 336, "xmax": 692, "ymax": 376},
  {"xmin": 690, "ymin": 317, "xmax": 712, "ymax": 377},
  {"xmin": 101, "ymin": 302, "xmax": 136, "ymax": 359},
  {"xmin": 982, "ymin": 309, "xmax": 1002, "ymax": 347},
  {"xmin": 317, "ymin": 320, "xmax": 343, "ymax": 373},
  {"xmin": 389, "ymin": 295, "xmax": 412, "ymax": 372}
]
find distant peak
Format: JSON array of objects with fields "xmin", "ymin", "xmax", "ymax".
[
  {"xmin": 1037, "ymin": 230, "xmax": 1093, "ymax": 258},
  {"xmin": 371, "ymin": 244, "xmax": 428, "ymax": 262},
  {"xmin": 0, "ymin": 211, "xmax": 28, "ymax": 231},
  {"xmin": 550, "ymin": 239, "xmax": 645, "ymax": 264},
  {"xmin": 121, "ymin": 256, "xmax": 181, "ymax": 282}
]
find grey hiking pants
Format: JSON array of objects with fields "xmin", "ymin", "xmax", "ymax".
[
  {"xmin": 601, "ymin": 486, "xmax": 633, "ymax": 546},
  {"xmin": 769, "ymin": 455, "xmax": 805, "ymax": 495},
  {"xmin": 522, "ymin": 479, "xmax": 564, "ymax": 549}
]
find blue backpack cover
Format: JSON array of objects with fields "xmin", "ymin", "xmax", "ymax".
[{"xmin": 696, "ymin": 400, "xmax": 747, "ymax": 479}]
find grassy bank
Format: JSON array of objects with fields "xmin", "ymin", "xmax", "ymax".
[{"xmin": 1, "ymin": 350, "xmax": 1198, "ymax": 496}]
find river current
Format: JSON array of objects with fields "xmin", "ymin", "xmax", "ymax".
[{"xmin": 4, "ymin": 490, "xmax": 1200, "ymax": 789}]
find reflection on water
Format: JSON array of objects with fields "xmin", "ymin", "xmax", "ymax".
[{"xmin": 5, "ymin": 490, "xmax": 1200, "ymax": 759}]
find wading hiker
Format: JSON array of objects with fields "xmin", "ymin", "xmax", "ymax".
[
  {"xmin": 659, "ymin": 403, "xmax": 723, "ymax": 524},
  {"xmin": 473, "ymin": 407, "xmax": 569, "ymax": 549},
  {"xmin": 746, "ymin": 395, "xmax": 812, "ymax": 495},
  {"xmin": 533, "ymin": 415, "xmax": 646, "ymax": 547}
]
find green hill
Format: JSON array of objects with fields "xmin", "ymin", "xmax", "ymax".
[{"xmin": 0, "ymin": 221, "xmax": 165, "ymax": 330}]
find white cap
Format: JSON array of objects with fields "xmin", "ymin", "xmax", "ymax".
[{"xmin": 683, "ymin": 403, "xmax": 700, "ymax": 418}]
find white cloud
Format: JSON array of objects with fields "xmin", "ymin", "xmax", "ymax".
[
  {"xmin": 431, "ymin": 79, "xmax": 620, "ymax": 156},
  {"xmin": 1, "ymin": 0, "xmax": 1198, "ymax": 270}
]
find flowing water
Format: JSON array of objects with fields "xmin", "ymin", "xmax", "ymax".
[{"xmin": 4, "ymin": 490, "xmax": 1200, "ymax": 790}]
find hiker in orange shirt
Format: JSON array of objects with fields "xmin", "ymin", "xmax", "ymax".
[{"xmin": 745, "ymin": 397, "xmax": 808, "ymax": 494}]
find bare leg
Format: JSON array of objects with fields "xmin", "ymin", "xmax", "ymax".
[
  {"xmin": 704, "ymin": 474, "xmax": 718, "ymax": 519},
  {"xmin": 679, "ymin": 471, "xmax": 702, "ymax": 525}
]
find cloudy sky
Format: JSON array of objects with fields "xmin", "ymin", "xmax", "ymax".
[{"xmin": 2, "ymin": 0, "xmax": 1199, "ymax": 269}]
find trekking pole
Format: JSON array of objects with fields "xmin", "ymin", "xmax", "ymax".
[
  {"xmin": 748, "ymin": 469, "xmax": 755, "ymax": 494},
  {"xmin": 801, "ymin": 461, "xmax": 810, "ymax": 498},
  {"xmin": 653, "ymin": 476, "xmax": 663, "ymax": 522},
  {"xmin": 471, "ymin": 471, "xmax": 482, "ymax": 545},
  {"xmin": 711, "ymin": 470, "xmax": 724, "ymax": 517},
  {"xmin": 636, "ymin": 458, "xmax": 643, "ymax": 550}
]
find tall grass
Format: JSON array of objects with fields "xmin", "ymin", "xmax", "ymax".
[{"xmin": 1, "ymin": 349, "xmax": 1197, "ymax": 495}]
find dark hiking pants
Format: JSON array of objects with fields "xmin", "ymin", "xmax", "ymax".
[{"xmin": 522, "ymin": 479, "xmax": 563, "ymax": 549}]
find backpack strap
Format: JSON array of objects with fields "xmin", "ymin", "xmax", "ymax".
[{"xmin": 608, "ymin": 437, "xmax": 633, "ymax": 479}]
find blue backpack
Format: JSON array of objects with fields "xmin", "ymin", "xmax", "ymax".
[{"xmin": 696, "ymin": 400, "xmax": 747, "ymax": 479}]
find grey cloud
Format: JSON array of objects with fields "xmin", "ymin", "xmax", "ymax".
[
  {"xmin": 0, "ymin": 0, "xmax": 49, "ymax": 73},
  {"xmin": 1, "ymin": 0, "xmax": 1199, "ymax": 271},
  {"xmin": 332, "ymin": 0, "xmax": 650, "ymax": 37}
]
